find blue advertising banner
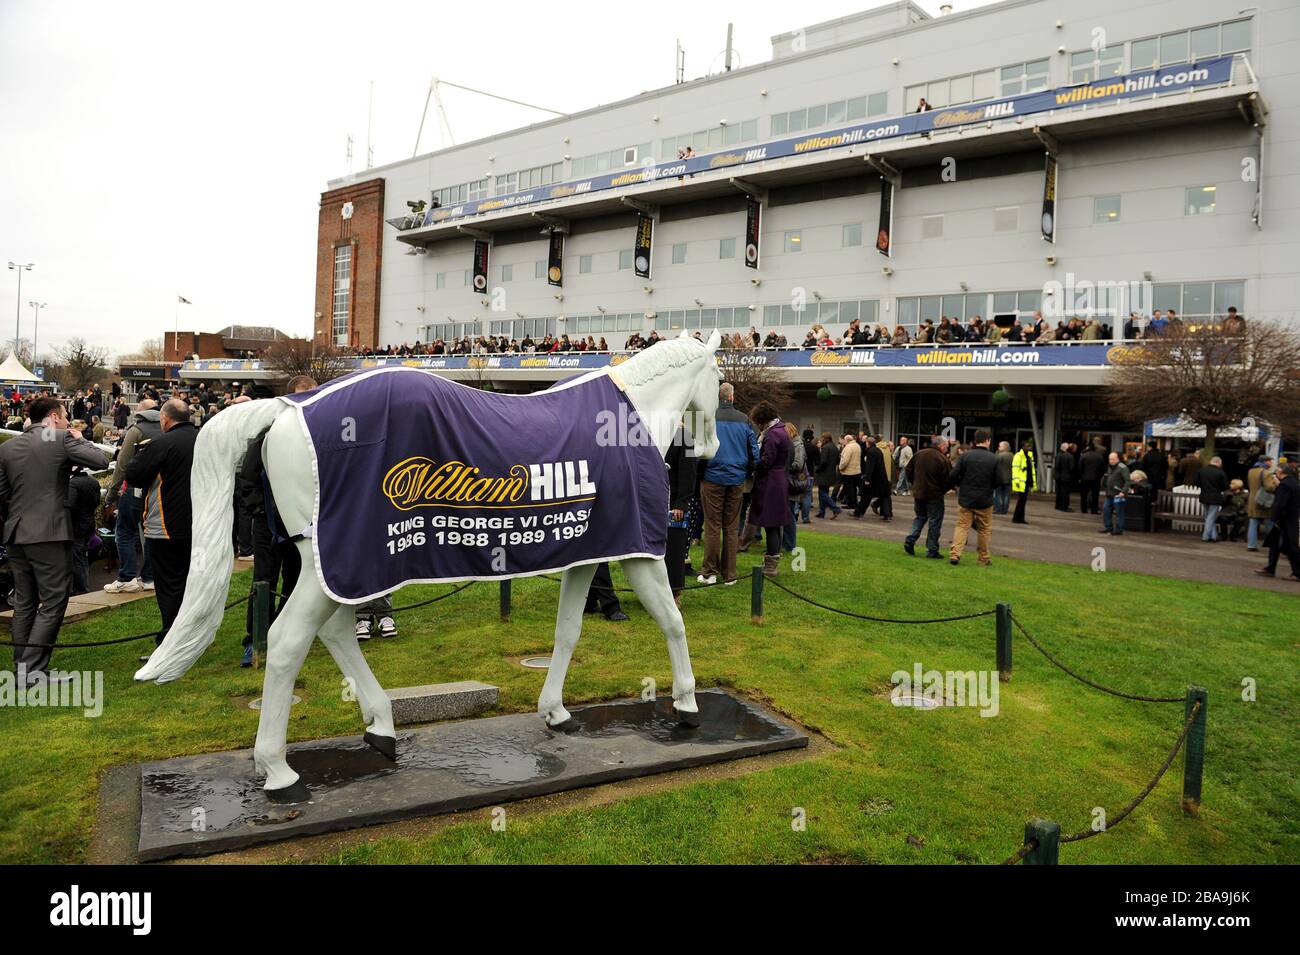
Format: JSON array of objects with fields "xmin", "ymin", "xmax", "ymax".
[
  {"xmin": 282, "ymin": 367, "xmax": 668, "ymax": 602},
  {"xmin": 187, "ymin": 343, "xmax": 1129, "ymax": 377},
  {"xmin": 412, "ymin": 57, "xmax": 1234, "ymax": 228}
]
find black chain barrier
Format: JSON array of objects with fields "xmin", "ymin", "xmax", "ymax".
[
  {"xmin": 1000, "ymin": 700, "xmax": 1202, "ymax": 864},
  {"xmin": 1008, "ymin": 612, "xmax": 1184, "ymax": 704},
  {"xmin": 267, "ymin": 581, "xmax": 476, "ymax": 613},
  {"xmin": 536, "ymin": 573, "xmax": 726, "ymax": 593},
  {"xmin": 0, "ymin": 592, "xmax": 252, "ymax": 651},
  {"xmin": 763, "ymin": 575, "xmax": 998, "ymax": 625}
]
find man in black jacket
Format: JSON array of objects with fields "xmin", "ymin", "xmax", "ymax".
[
  {"xmin": 125, "ymin": 399, "xmax": 198, "ymax": 654},
  {"xmin": 856, "ymin": 436, "xmax": 893, "ymax": 521},
  {"xmin": 1078, "ymin": 442, "xmax": 1106, "ymax": 514},
  {"xmin": 948, "ymin": 430, "xmax": 998, "ymax": 565},
  {"xmin": 1140, "ymin": 441, "xmax": 1168, "ymax": 494},
  {"xmin": 67, "ymin": 467, "xmax": 102, "ymax": 595},
  {"xmin": 1197, "ymin": 456, "xmax": 1229, "ymax": 542},
  {"xmin": 1054, "ymin": 442, "xmax": 1076, "ymax": 512},
  {"xmin": 1257, "ymin": 462, "xmax": 1300, "ymax": 581}
]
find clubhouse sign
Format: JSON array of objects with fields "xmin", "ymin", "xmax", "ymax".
[{"xmin": 406, "ymin": 57, "xmax": 1234, "ymax": 228}]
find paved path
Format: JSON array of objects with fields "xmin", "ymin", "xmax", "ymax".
[{"xmin": 800, "ymin": 493, "xmax": 1298, "ymax": 594}]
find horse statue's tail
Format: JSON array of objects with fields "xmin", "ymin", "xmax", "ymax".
[{"xmin": 134, "ymin": 398, "xmax": 289, "ymax": 685}]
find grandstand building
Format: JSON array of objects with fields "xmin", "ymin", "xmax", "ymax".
[{"xmin": 191, "ymin": 0, "xmax": 1296, "ymax": 480}]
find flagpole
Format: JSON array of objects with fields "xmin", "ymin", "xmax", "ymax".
[{"xmin": 174, "ymin": 296, "xmax": 179, "ymax": 359}]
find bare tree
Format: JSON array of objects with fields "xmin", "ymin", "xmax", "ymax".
[
  {"xmin": 716, "ymin": 338, "xmax": 793, "ymax": 418},
  {"xmin": 5, "ymin": 338, "xmax": 35, "ymax": 368},
  {"xmin": 261, "ymin": 338, "xmax": 351, "ymax": 387},
  {"xmin": 132, "ymin": 337, "xmax": 166, "ymax": 363},
  {"xmin": 1106, "ymin": 321, "xmax": 1300, "ymax": 458},
  {"xmin": 54, "ymin": 338, "xmax": 112, "ymax": 391}
]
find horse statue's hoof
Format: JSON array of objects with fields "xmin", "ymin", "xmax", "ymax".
[
  {"xmin": 265, "ymin": 779, "xmax": 313, "ymax": 805},
  {"xmin": 673, "ymin": 706, "xmax": 702, "ymax": 728},
  {"xmin": 547, "ymin": 717, "xmax": 582, "ymax": 734},
  {"xmin": 363, "ymin": 732, "xmax": 398, "ymax": 761}
]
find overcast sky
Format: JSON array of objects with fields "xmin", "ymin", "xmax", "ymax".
[{"xmin": 0, "ymin": 0, "xmax": 995, "ymax": 361}]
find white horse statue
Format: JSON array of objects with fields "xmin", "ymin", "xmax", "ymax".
[{"xmin": 135, "ymin": 329, "xmax": 724, "ymax": 802}]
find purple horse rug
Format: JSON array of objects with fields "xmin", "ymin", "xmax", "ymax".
[{"xmin": 281, "ymin": 367, "xmax": 668, "ymax": 603}]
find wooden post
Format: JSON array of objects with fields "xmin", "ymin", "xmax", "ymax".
[
  {"xmin": 750, "ymin": 566, "xmax": 764, "ymax": 625},
  {"xmin": 1182, "ymin": 685, "xmax": 1208, "ymax": 816},
  {"xmin": 996, "ymin": 602, "xmax": 1012, "ymax": 682},
  {"xmin": 499, "ymin": 579, "xmax": 512, "ymax": 622},
  {"xmin": 251, "ymin": 581, "xmax": 271, "ymax": 669},
  {"xmin": 1023, "ymin": 819, "xmax": 1060, "ymax": 865}
]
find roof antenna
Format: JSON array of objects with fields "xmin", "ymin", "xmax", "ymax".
[{"xmin": 725, "ymin": 23, "xmax": 734, "ymax": 71}]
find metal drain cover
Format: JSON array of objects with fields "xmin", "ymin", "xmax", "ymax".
[
  {"xmin": 520, "ymin": 656, "xmax": 551, "ymax": 669},
  {"xmin": 249, "ymin": 695, "xmax": 302, "ymax": 710}
]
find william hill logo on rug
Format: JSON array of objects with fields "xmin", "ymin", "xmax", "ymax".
[{"xmin": 382, "ymin": 457, "xmax": 596, "ymax": 510}]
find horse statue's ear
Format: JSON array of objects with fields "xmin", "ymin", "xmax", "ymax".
[{"xmin": 705, "ymin": 329, "xmax": 722, "ymax": 353}]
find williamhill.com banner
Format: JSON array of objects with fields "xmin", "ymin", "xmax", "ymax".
[
  {"xmin": 283, "ymin": 368, "xmax": 669, "ymax": 602},
  {"xmin": 411, "ymin": 57, "xmax": 1234, "ymax": 228}
]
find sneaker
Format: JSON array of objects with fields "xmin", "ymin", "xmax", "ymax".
[
  {"xmin": 949, "ymin": 557, "xmax": 960, "ymax": 565},
  {"xmin": 104, "ymin": 579, "xmax": 142, "ymax": 594},
  {"xmin": 356, "ymin": 618, "xmax": 372, "ymax": 641},
  {"xmin": 723, "ymin": 578, "xmax": 737, "ymax": 586},
  {"xmin": 139, "ymin": 579, "xmax": 155, "ymax": 591},
  {"xmin": 377, "ymin": 616, "xmax": 398, "ymax": 638},
  {"xmin": 697, "ymin": 574, "xmax": 717, "ymax": 585},
  {"xmin": 240, "ymin": 645, "xmax": 253, "ymax": 668},
  {"xmin": 236, "ymin": 552, "xmax": 254, "ymax": 562}
]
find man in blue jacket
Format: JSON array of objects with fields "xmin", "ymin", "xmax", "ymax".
[{"xmin": 697, "ymin": 382, "xmax": 758, "ymax": 586}]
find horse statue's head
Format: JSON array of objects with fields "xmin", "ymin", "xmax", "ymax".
[{"xmin": 616, "ymin": 329, "xmax": 724, "ymax": 460}]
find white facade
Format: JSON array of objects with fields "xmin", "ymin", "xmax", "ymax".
[{"xmin": 327, "ymin": 0, "xmax": 1295, "ymax": 355}]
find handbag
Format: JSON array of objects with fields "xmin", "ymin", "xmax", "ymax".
[{"xmin": 1255, "ymin": 487, "xmax": 1275, "ymax": 510}]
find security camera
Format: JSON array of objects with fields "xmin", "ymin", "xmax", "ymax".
[
  {"xmin": 750, "ymin": 277, "xmax": 762, "ymax": 287},
  {"xmin": 719, "ymin": 119, "xmax": 727, "ymax": 126},
  {"xmin": 959, "ymin": 282, "xmax": 969, "ymax": 292},
  {"xmin": 562, "ymin": 136, "xmax": 571, "ymax": 144},
  {"xmin": 881, "ymin": 266, "xmax": 893, "ymax": 276},
  {"xmin": 891, "ymin": 57, "xmax": 899, "ymax": 65},
  {"xmin": 694, "ymin": 298, "xmax": 704, "ymax": 306},
  {"xmin": 812, "ymin": 291, "xmax": 822, "ymax": 301},
  {"xmin": 554, "ymin": 293, "xmax": 564, "ymax": 301},
  {"xmin": 747, "ymin": 304, "xmax": 756, "ymax": 312},
  {"xmin": 645, "ymin": 311, "xmax": 656, "ymax": 319},
  {"xmin": 563, "ymin": 154, "xmax": 571, "ymax": 160},
  {"xmin": 416, "ymin": 304, "xmax": 426, "ymax": 312},
  {"xmin": 760, "ymin": 88, "xmax": 768, "ymax": 96},
  {"xmin": 1057, "ymin": 45, "xmax": 1066, "ymax": 54},
  {"xmin": 642, "ymin": 285, "xmax": 654, "ymax": 293},
  {"xmin": 1045, "ymin": 255, "xmax": 1058, "ymax": 266}
]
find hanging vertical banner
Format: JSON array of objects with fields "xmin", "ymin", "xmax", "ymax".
[
  {"xmin": 472, "ymin": 239, "xmax": 490, "ymax": 293},
  {"xmin": 634, "ymin": 214, "xmax": 654, "ymax": 279},
  {"xmin": 1040, "ymin": 154, "xmax": 1058, "ymax": 244},
  {"xmin": 875, "ymin": 178, "xmax": 894, "ymax": 258},
  {"xmin": 744, "ymin": 197, "xmax": 761, "ymax": 270},
  {"xmin": 547, "ymin": 230, "xmax": 565, "ymax": 287}
]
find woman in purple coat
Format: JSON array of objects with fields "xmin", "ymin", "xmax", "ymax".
[{"xmin": 748, "ymin": 401, "xmax": 792, "ymax": 577}]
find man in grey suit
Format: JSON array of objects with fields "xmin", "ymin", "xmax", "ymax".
[{"xmin": 0, "ymin": 395, "xmax": 109, "ymax": 683}]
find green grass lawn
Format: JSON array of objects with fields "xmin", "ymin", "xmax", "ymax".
[{"xmin": 1, "ymin": 529, "xmax": 1296, "ymax": 864}]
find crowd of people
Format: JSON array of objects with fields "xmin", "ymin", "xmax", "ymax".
[{"xmin": 340, "ymin": 308, "xmax": 1247, "ymax": 360}]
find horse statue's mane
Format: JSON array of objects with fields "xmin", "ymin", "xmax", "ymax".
[{"xmin": 613, "ymin": 335, "xmax": 712, "ymax": 388}]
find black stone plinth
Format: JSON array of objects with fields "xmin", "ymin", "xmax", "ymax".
[{"xmin": 137, "ymin": 688, "xmax": 806, "ymax": 860}]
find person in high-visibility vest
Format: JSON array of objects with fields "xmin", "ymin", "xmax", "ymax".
[{"xmin": 1011, "ymin": 440, "xmax": 1036, "ymax": 524}]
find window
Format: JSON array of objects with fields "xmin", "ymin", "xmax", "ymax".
[
  {"xmin": 331, "ymin": 244, "xmax": 351, "ymax": 346},
  {"xmin": 842, "ymin": 223, "xmax": 863, "ymax": 247},
  {"xmin": 672, "ymin": 242, "xmax": 687, "ymax": 264},
  {"xmin": 1001, "ymin": 59, "xmax": 1050, "ymax": 97},
  {"xmin": 579, "ymin": 254, "xmax": 593, "ymax": 274},
  {"xmin": 921, "ymin": 215, "xmax": 944, "ymax": 239},
  {"xmin": 1150, "ymin": 280, "xmax": 1245, "ymax": 319},
  {"xmin": 435, "ymin": 272, "xmax": 446, "ymax": 290},
  {"xmin": 535, "ymin": 260, "xmax": 547, "ymax": 280},
  {"xmin": 1133, "ymin": 19, "xmax": 1251, "ymax": 72},
  {"xmin": 1070, "ymin": 46, "xmax": 1123, "ymax": 84},
  {"xmin": 867, "ymin": 92, "xmax": 888, "ymax": 116},
  {"xmin": 908, "ymin": 63, "xmax": 1011, "ymax": 111},
  {"xmin": 493, "ymin": 162, "xmax": 563, "ymax": 196},
  {"xmin": 618, "ymin": 249, "xmax": 634, "ymax": 270},
  {"xmin": 1094, "ymin": 195, "xmax": 1121, "ymax": 223},
  {"xmin": 500, "ymin": 264, "xmax": 513, "ymax": 282},
  {"xmin": 993, "ymin": 206, "xmax": 1019, "ymax": 232},
  {"xmin": 1185, "ymin": 185, "xmax": 1216, "ymax": 215},
  {"xmin": 572, "ymin": 145, "xmax": 651, "ymax": 178},
  {"xmin": 771, "ymin": 94, "xmax": 888, "ymax": 135},
  {"xmin": 661, "ymin": 121, "xmax": 757, "ymax": 158},
  {"xmin": 719, "ymin": 237, "xmax": 736, "ymax": 259},
  {"xmin": 784, "ymin": 230, "xmax": 802, "ymax": 253}
]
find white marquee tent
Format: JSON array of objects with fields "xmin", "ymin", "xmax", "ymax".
[{"xmin": 0, "ymin": 351, "xmax": 44, "ymax": 384}]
